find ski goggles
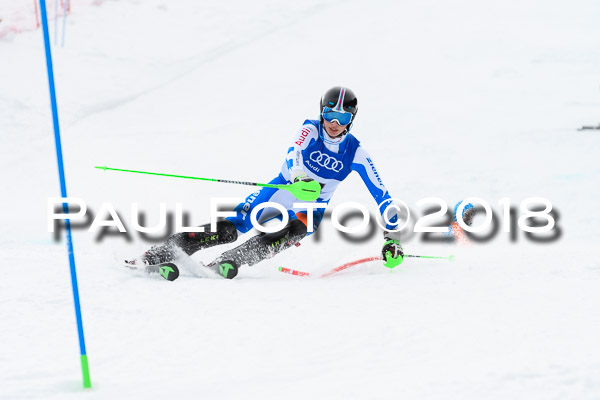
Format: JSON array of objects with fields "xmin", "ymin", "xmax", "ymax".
[{"xmin": 321, "ymin": 107, "xmax": 353, "ymax": 126}]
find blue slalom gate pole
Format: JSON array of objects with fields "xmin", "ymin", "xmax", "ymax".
[{"xmin": 38, "ymin": 0, "xmax": 92, "ymax": 389}]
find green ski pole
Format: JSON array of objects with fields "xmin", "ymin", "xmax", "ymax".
[
  {"xmin": 404, "ymin": 254, "xmax": 456, "ymax": 261},
  {"xmin": 95, "ymin": 165, "xmax": 321, "ymax": 201}
]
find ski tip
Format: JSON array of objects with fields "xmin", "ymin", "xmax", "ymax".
[
  {"xmin": 94, "ymin": 165, "xmax": 108, "ymax": 171},
  {"xmin": 278, "ymin": 266, "xmax": 283, "ymax": 272},
  {"xmin": 448, "ymin": 254, "xmax": 456, "ymax": 262}
]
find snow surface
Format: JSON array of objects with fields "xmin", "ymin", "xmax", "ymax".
[{"xmin": 1, "ymin": 0, "xmax": 600, "ymax": 399}]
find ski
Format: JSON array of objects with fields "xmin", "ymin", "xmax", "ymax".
[
  {"xmin": 123, "ymin": 260, "xmax": 180, "ymax": 281},
  {"xmin": 123, "ymin": 256, "xmax": 238, "ymax": 281}
]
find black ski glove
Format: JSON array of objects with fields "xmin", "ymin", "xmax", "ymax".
[
  {"xmin": 382, "ymin": 231, "xmax": 403, "ymax": 268},
  {"xmin": 292, "ymin": 172, "xmax": 314, "ymax": 183}
]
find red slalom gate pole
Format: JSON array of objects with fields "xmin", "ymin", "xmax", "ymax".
[
  {"xmin": 321, "ymin": 256, "xmax": 382, "ymax": 277},
  {"xmin": 34, "ymin": 0, "xmax": 41, "ymax": 28},
  {"xmin": 278, "ymin": 256, "xmax": 382, "ymax": 278},
  {"xmin": 279, "ymin": 253, "xmax": 455, "ymax": 278},
  {"xmin": 278, "ymin": 267, "xmax": 311, "ymax": 277}
]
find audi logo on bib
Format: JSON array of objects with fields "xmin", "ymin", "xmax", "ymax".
[{"xmin": 309, "ymin": 151, "xmax": 344, "ymax": 172}]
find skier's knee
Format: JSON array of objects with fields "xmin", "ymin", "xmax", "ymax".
[
  {"xmin": 213, "ymin": 219, "xmax": 238, "ymax": 243},
  {"xmin": 165, "ymin": 219, "xmax": 237, "ymax": 255},
  {"xmin": 294, "ymin": 211, "xmax": 323, "ymax": 235},
  {"xmin": 288, "ymin": 217, "xmax": 308, "ymax": 237},
  {"xmin": 259, "ymin": 217, "xmax": 307, "ymax": 246},
  {"xmin": 187, "ymin": 219, "xmax": 238, "ymax": 243},
  {"xmin": 294, "ymin": 212, "xmax": 308, "ymax": 227}
]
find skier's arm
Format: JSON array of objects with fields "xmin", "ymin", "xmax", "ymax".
[
  {"xmin": 352, "ymin": 147, "xmax": 403, "ymax": 268},
  {"xmin": 285, "ymin": 123, "xmax": 318, "ymax": 181},
  {"xmin": 351, "ymin": 147, "xmax": 398, "ymax": 230}
]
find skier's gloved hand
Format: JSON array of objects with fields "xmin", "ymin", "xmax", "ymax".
[
  {"xmin": 382, "ymin": 230, "xmax": 403, "ymax": 268},
  {"xmin": 454, "ymin": 201, "xmax": 476, "ymax": 226},
  {"xmin": 291, "ymin": 170, "xmax": 314, "ymax": 184}
]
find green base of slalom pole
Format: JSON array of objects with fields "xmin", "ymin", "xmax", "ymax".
[{"xmin": 80, "ymin": 354, "xmax": 92, "ymax": 389}]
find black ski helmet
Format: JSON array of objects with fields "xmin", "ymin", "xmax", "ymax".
[{"xmin": 320, "ymin": 86, "xmax": 358, "ymax": 133}]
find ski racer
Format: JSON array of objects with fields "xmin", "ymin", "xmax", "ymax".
[{"xmin": 129, "ymin": 86, "xmax": 403, "ymax": 278}]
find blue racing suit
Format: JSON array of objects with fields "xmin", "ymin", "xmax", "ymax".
[{"xmin": 226, "ymin": 119, "xmax": 397, "ymax": 234}]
